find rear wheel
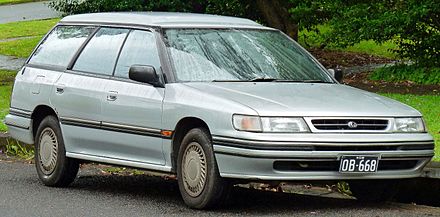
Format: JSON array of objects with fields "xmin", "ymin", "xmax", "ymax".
[
  {"xmin": 177, "ymin": 128, "xmax": 230, "ymax": 209},
  {"xmin": 35, "ymin": 115, "xmax": 79, "ymax": 187},
  {"xmin": 349, "ymin": 180, "xmax": 401, "ymax": 202}
]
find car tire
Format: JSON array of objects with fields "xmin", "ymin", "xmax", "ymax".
[
  {"xmin": 35, "ymin": 115, "xmax": 79, "ymax": 187},
  {"xmin": 349, "ymin": 180, "xmax": 400, "ymax": 202},
  {"xmin": 177, "ymin": 128, "xmax": 230, "ymax": 209}
]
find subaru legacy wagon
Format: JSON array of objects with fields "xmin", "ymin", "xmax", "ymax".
[{"xmin": 5, "ymin": 12, "xmax": 434, "ymax": 209}]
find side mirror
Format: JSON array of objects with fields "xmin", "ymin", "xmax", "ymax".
[
  {"xmin": 328, "ymin": 67, "xmax": 343, "ymax": 83},
  {"xmin": 129, "ymin": 65, "xmax": 163, "ymax": 87}
]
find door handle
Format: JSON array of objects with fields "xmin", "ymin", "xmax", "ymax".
[
  {"xmin": 107, "ymin": 91, "xmax": 118, "ymax": 101},
  {"xmin": 55, "ymin": 84, "xmax": 65, "ymax": 94}
]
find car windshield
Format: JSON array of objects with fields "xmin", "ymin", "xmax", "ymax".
[{"xmin": 163, "ymin": 28, "xmax": 334, "ymax": 83}]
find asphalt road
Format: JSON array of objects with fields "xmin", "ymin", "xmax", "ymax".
[
  {"xmin": 0, "ymin": 1, "xmax": 59, "ymax": 24},
  {"xmin": 1, "ymin": 159, "xmax": 440, "ymax": 217}
]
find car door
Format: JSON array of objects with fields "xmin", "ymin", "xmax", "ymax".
[
  {"xmin": 17, "ymin": 25, "xmax": 95, "ymax": 117},
  {"xmin": 51, "ymin": 27, "xmax": 130, "ymax": 156},
  {"xmin": 99, "ymin": 29, "xmax": 165, "ymax": 165}
]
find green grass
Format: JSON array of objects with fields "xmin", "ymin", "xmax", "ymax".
[
  {"xmin": 0, "ymin": 18, "xmax": 59, "ymax": 40},
  {"xmin": 0, "ymin": 36, "xmax": 41, "ymax": 58},
  {"xmin": 0, "ymin": 18, "xmax": 59, "ymax": 58},
  {"xmin": 0, "ymin": 0, "xmax": 42, "ymax": 6},
  {"xmin": 299, "ymin": 24, "xmax": 397, "ymax": 58},
  {"xmin": 0, "ymin": 70, "xmax": 16, "ymax": 132},
  {"xmin": 371, "ymin": 64, "xmax": 440, "ymax": 85},
  {"xmin": 0, "ymin": 69, "xmax": 16, "ymax": 84},
  {"xmin": 0, "ymin": 84, "xmax": 12, "ymax": 132},
  {"xmin": 341, "ymin": 40, "xmax": 397, "ymax": 59},
  {"xmin": 382, "ymin": 94, "xmax": 440, "ymax": 162}
]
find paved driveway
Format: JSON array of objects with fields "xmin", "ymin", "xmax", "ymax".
[
  {"xmin": 1, "ymin": 158, "xmax": 440, "ymax": 217},
  {"xmin": 0, "ymin": 1, "xmax": 59, "ymax": 24}
]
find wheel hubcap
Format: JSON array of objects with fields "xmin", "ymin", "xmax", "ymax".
[
  {"xmin": 39, "ymin": 128, "xmax": 58, "ymax": 175},
  {"xmin": 182, "ymin": 142, "xmax": 207, "ymax": 197}
]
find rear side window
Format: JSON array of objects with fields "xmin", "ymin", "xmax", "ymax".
[
  {"xmin": 29, "ymin": 26, "xmax": 95, "ymax": 67},
  {"xmin": 73, "ymin": 28, "xmax": 129, "ymax": 76},
  {"xmin": 114, "ymin": 30, "xmax": 161, "ymax": 78}
]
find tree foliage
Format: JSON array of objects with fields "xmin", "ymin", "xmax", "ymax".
[{"xmin": 289, "ymin": 0, "xmax": 440, "ymax": 67}]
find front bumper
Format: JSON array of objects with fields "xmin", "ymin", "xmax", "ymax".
[{"xmin": 213, "ymin": 135, "xmax": 434, "ymax": 180}]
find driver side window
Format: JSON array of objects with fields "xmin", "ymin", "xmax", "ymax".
[{"xmin": 114, "ymin": 30, "xmax": 161, "ymax": 79}]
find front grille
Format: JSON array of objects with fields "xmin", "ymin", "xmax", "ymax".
[
  {"xmin": 273, "ymin": 160, "xmax": 419, "ymax": 172},
  {"xmin": 311, "ymin": 119, "xmax": 389, "ymax": 130}
]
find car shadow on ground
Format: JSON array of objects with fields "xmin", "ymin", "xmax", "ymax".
[{"xmin": 68, "ymin": 173, "xmax": 390, "ymax": 214}]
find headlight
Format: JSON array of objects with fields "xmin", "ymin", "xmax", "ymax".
[
  {"xmin": 394, "ymin": 118, "xmax": 426, "ymax": 133},
  {"xmin": 232, "ymin": 115, "xmax": 310, "ymax": 133},
  {"xmin": 261, "ymin": 117, "xmax": 310, "ymax": 133}
]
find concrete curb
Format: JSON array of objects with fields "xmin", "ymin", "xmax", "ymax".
[
  {"xmin": 427, "ymin": 161, "xmax": 440, "ymax": 168},
  {"xmin": 0, "ymin": 132, "xmax": 9, "ymax": 146},
  {"xmin": 423, "ymin": 162, "xmax": 440, "ymax": 179}
]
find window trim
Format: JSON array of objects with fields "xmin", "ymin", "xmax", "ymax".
[
  {"xmin": 111, "ymin": 29, "xmax": 132, "ymax": 78},
  {"xmin": 66, "ymin": 26, "xmax": 100, "ymax": 70}
]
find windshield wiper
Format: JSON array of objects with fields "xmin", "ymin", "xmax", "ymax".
[
  {"xmin": 275, "ymin": 79, "xmax": 334, "ymax": 83},
  {"xmin": 212, "ymin": 80, "xmax": 243, "ymax": 82},
  {"xmin": 212, "ymin": 77, "xmax": 278, "ymax": 82},
  {"xmin": 248, "ymin": 77, "xmax": 277, "ymax": 82}
]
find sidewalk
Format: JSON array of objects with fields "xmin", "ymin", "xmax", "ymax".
[{"xmin": 0, "ymin": 1, "xmax": 59, "ymax": 24}]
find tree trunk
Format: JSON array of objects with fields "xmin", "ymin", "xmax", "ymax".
[{"xmin": 256, "ymin": 0, "xmax": 298, "ymax": 41}]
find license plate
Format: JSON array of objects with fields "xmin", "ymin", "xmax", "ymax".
[{"xmin": 339, "ymin": 155, "xmax": 380, "ymax": 173}]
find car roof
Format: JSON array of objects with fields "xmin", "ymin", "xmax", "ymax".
[{"xmin": 60, "ymin": 12, "xmax": 272, "ymax": 29}]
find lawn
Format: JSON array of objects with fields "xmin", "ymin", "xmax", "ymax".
[
  {"xmin": 0, "ymin": 84, "xmax": 12, "ymax": 132},
  {"xmin": 382, "ymin": 94, "xmax": 440, "ymax": 162},
  {"xmin": 0, "ymin": 18, "xmax": 59, "ymax": 40},
  {"xmin": 0, "ymin": 18, "xmax": 59, "ymax": 58},
  {"xmin": 299, "ymin": 24, "xmax": 397, "ymax": 59},
  {"xmin": 0, "ymin": 0, "xmax": 42, "ymax": 5},
  {"xmin": 0, "ymin": 69, "xmax": 16, "ymax": 84},
  {"xmin": 0, "ymin": 70, "xmax": 15, "ymax": 131},
  {"xmin": 0, "ymin": 36, "xmax": 41, "ymax": 58}
]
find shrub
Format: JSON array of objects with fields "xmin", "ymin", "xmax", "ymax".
[{"xmin": 49, "ymin": 0, "xmax": 145, "ymax": 15}]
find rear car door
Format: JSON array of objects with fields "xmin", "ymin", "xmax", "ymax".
[
  {"xmin": 100, "ymin": 29, "xmax": 165, "ymax": 165},
  {"xmin": 51, "ymin": 27, "xmax": 130, "ymax": 156},
  {"xmin": 8, "ymin": 25, "xmax": 95, "ymax": 144}
]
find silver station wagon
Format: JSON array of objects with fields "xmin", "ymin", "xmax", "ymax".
[{"xmin": 5, "ymin": 12, "xmax": 435, "ymax": 209}]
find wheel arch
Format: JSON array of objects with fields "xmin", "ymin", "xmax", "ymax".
[
  {"xmin": 31, "ymin": 104, "xmax": 59, "ymax": 138},
  {"xmin": 171, "ymin": 116, "xmax": 211, "ymax": 172}
]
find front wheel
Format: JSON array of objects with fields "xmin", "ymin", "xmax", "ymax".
[
  {"xmin": 35, "ymin": 115, "xmax": 79, "ymax": 187},
  {"xmin": 349, "ymin": 180, "xmax": 401, "ymax": 202},
  {"xmin": 177, "ymin": 128, "xmax": 230, "ymax": 209}
]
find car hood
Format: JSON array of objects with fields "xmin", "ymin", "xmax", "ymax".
[{"xmin": 181, "ymin": 82, "xmax": 421, "ymax": 117}]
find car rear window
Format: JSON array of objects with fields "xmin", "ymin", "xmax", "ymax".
[{"xmin": 28, "ymin": 25, "xmax": 95, "ymax": 68}]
